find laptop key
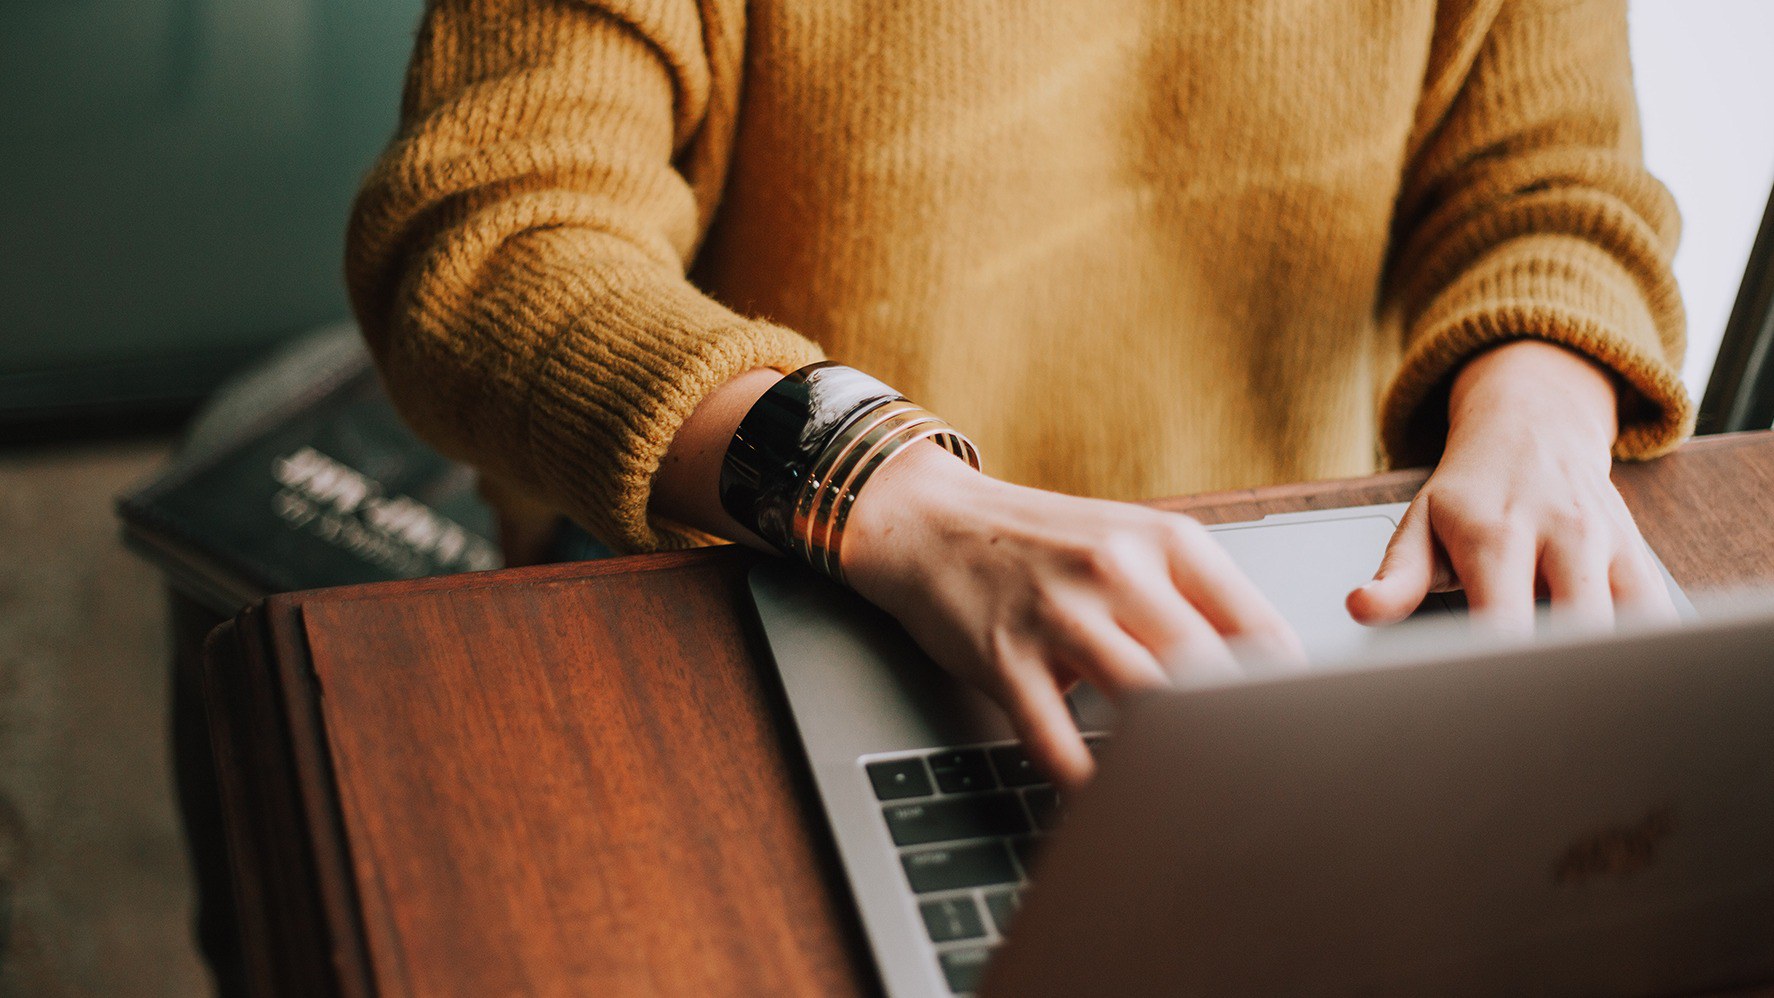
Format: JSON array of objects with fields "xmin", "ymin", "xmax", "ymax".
[
  {"xmin": 884, "ymin": 792, "xmax": 1030, "ymax": 846},
  {"xmin": 1023, "ymin": 786, "xmax": 1062, "ymax": 832},
  {"xmin": 920, "ymin": 896, "xmax": 986, "ymax": 943},
  {"xmin": 1010, "ymin": 835, "xmax": 1044, "ymax": 876},
  {"xmin": 867, "ymin": 758, "xmax": 934, "ymax": 800},
  {"xmin": 988, "ymin": 745, "xmax": 1043, "ymax": 787},
  {"xmin": 902, "ymin": 842, "xmax": 1019, "ymax": 893},
  {"xmin": 927, "ymin": 749, "xmax": 996, "ymax": 794},
  {"xmin": 939, "ymin": 946, "xmax": 994, "ymax": 994},
  {"xmin": 983, "ymin": 887, "xmax": 1020, "ymax": 935}
]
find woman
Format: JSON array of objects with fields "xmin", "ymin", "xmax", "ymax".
[{"xmin": 347, "ymin": 0, "xmax": 1689, "ymax": 787}]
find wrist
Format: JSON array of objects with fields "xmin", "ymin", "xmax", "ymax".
[
  {"xmin": 715, "ymin": 362, "xmax": 980, "ymax": 578},
  {"xmin": 1448, "ymin": 340, "xmax": 1618, "ymax": 452},
  {"xmin": 842, "ymin": 441, "xmax": 990, "ymax": 586}
]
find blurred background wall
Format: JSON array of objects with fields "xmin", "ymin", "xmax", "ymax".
[
  {"xmin": 1630, "ymin": 0, "xmax": 1774, "ymax": 398},
  {"xmin": 0, "ymin": 0, "xmax": 424, "ymax": 429}
]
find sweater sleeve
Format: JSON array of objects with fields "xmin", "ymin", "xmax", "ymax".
[
  {"xmin": 1379, "ymin": 0, "xmax": 1691, "ymax": 467},
  {"xmin": 345, "ymin": 0, "xmax": 823, "ymax": 552}
]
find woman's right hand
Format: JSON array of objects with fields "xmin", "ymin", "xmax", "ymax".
[{"xmin": 843, "ymin": 444, "xmax": 1303, "ymax": 789}]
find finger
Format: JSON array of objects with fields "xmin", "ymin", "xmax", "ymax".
[
  {"xmin": 1447, "ymin": 523, "xmax": 1537, "ymax": 637},
  {"xmin": 1348, "ymin": 497, "xmax": 1450, "ymax": 626},
  {"xmin": 1048, "ymin": 661, "xmax": 1083, "ymax": 695},
  {"xmin": 1161, "ymin": 520, "xmax": 1304, "ymax": 663},
  {"xmin": 1539, "ymin": 534, "xmax": 1614, "ymax": 630},
  {"xmin": 1152, "ymin": 606, "xmax": 1245, "ymax": 687},
  {"xmin": 1096, "ymin": 560, "xmax": 1243, "ymax": 684},
  {"xmin": 1610, "ymin": 539, "xmax": 1680, "ymax": 625},
  {"xmin": 996, "ymin": 668, "xmax": 1094, "ymax": 790},
  {"xmin": 1096, "ymin": 547, "xmax": 1251, "ymax": 668},
  {"xmin": 1043, "ymin": 608, "xmax": 1172, "ymax": 699}
]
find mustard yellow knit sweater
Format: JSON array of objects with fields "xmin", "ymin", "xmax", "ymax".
[{"xmin": 347, "ymin": 0, "xmax": 1690, "ymax": 553}]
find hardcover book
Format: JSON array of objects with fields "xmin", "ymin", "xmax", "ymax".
[{"xmin": 117, "ymin": 326, "xmax": 502, "ymax": 614}]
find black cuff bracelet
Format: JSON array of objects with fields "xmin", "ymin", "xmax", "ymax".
[{"xmin": 719, "ymin": 362, "xmax": 904, "ymax": 554}]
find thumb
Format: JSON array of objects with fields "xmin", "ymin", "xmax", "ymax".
[{"xmin": 1348, "ymin": 500, "xmax": 1436, "ymax": 626}]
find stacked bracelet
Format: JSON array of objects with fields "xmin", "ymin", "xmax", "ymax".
[
  {"xmin": 719, "ymin": 363, "xmax": 980, "ymax": 583},
  {"xmin": 792, "ymin": 398, "xmax": 979, "ymax": 582}
]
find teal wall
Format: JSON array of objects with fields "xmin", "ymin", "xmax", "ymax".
[{"xmin": 0, "ymin": 0, "xmax": 425, "ymax": 416}]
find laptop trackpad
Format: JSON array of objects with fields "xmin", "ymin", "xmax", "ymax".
[
  {"xmin": 1070, "ymin": 513, "xmax": 1404, "ymax": 731},
  {"xmin": 1211, "ymin": 513, "xmax": 1403, "ymax": 660}
]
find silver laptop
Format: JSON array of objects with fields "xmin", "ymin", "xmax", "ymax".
[{"xmin": 746, "ymin": 502, "xmax": 1755, "ymax": 997}]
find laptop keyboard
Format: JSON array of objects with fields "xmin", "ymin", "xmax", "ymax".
[{"xmin": 864, "ymin": 736, "xmax": 1105, "ymax": 995}]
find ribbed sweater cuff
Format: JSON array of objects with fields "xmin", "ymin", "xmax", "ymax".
[
  {"xmin": 1381, "ymin": 233, "xmax": 1693, "ymax": 468},
  {"xmin": 521, "ymin": 268, "xmax": 824, "ymax": 554}
]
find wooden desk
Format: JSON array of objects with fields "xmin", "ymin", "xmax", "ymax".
[{"xmin": 205, "ymin": 431, "xmax": 1774, "ymax": 998}]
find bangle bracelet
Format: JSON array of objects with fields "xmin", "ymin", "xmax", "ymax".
[
  {"xmin": 797, "ymin": 403, "xmax": 940, "ymax": 576},
  {"xmin": 719, "ymin": 363, "xmax": 903, "ymax": 554},
  {"xmin": 718, "ymin": 362, "xmax": 980, "ymax": 580},
  {"xmin": 796, "ymin": 400, "xmax": 923, "ymax": 563},
  {"xmin": 799, "ymin": 412, "xmax": 977, "ymax": 583}
]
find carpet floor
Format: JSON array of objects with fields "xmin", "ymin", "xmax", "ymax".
[{"xmin": 0, "ymin": 438, "xmax": 209, "ymax": 998}]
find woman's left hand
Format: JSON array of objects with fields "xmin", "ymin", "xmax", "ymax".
[{"xmin": 1348, "ymin": 339, "xmax": 1678, "ymax": 634}]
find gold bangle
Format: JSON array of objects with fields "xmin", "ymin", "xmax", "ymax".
[
  {"xmin": 822, "ymin": 424, "xmax": 978, "ymax": 584},
  {"xmin": 789, "ymin": 403, "xmax": 980, "ymax": 583},
  {"xmin": 792, "ymin": 400, "xmax": 924, "ymax": 567},
  {"xmin": 807, "ymin": 409, "xmax": 948, "ymax": 578},
  {"xmin": 794, "ymin": 400, "xmax": 929, "ymax": 570}
]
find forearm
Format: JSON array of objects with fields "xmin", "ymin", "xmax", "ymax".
[
  {"xmin": 1380, "ymin": 0, "xmax": 1688, "ymax": 467},
  {"xmin": 347, "ymin": 0, "xmax": 823, "ymax": 551}
]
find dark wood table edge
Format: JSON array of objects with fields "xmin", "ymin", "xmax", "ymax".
[
  {"xmin": 199, "ymin": 430, "xmax": 1772, "ymax": 997},
  {"xmin": 206, "ymin": 601, "xmax": 376, "ymax": 998}
]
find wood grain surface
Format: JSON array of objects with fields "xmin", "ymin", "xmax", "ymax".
[{"xmin": 207, "ymin": 432, "xmax": 1774, "ymax": 998}]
